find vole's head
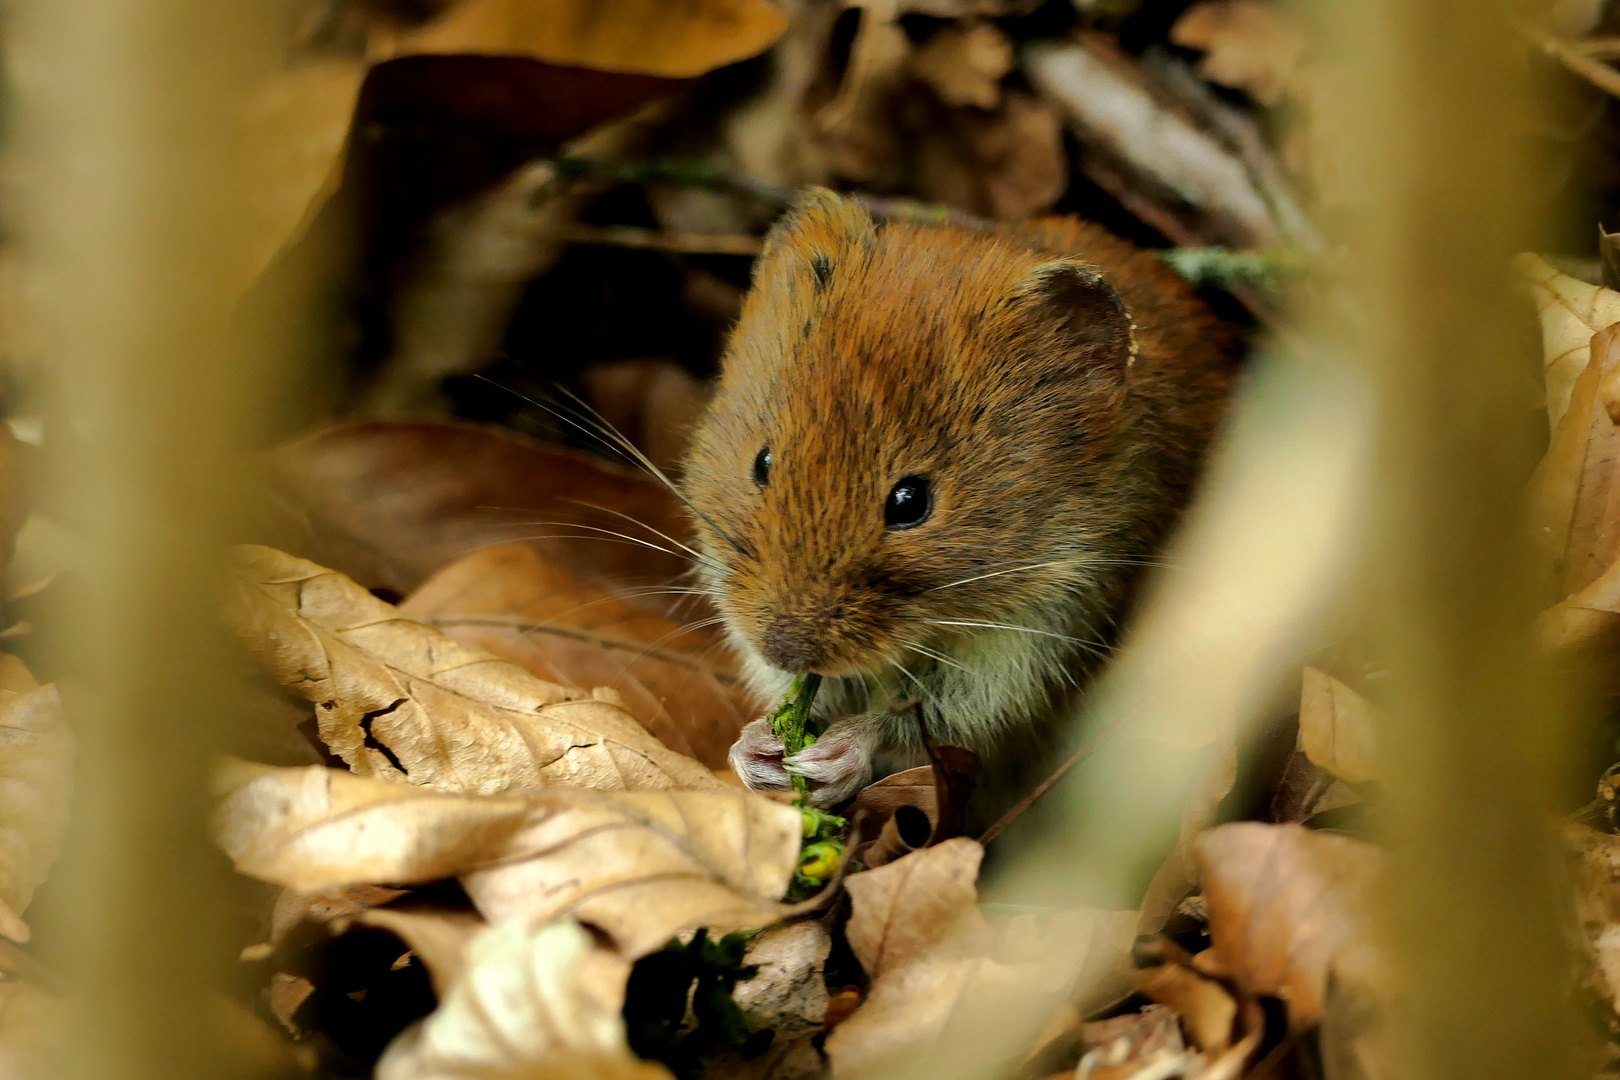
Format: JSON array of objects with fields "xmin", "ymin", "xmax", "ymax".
[{"xmin": 682, "ymin": 191, "xmax": 1140, "ymax": 686}]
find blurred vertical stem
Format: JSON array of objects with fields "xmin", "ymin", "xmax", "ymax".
[
  {"xmin": 1333, "ymin": 0, "xmax": 1589, "ymax": 1074},
  {"xmin": 13, "ymin": 1, "xmax": 274, "ymax": 1078}
]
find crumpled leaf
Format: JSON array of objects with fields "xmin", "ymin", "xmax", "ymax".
[
  {"xmin": 733, "ymin": 919, "xmax": 833, "ymax": 1036},
  {"xmin": 826, "ymin": 839, "xmax": 1130, "ymax": 1080},
  {"xmin": 1517, "ymin": 253, "xmax": 1620, "ymax": 431},
  {"xmin": 1196, "ymin": 822, "xmax": 1384, "ymax": 1028},
  {"xmin": 377, "ymin": 919, "xmax": 672, "ymax": 1080},
  {"xmin": 215, "ymin": 763, "xmax": 801, "ymax": 959},
  {"xmin": 1170, "ymin": 0, "xmax": 1307, "ymax": 106},
  {"xmin": 1298, "ymin": 667, "xmax": 1379, "ymax": 783},
  {"xmin": 0, "ymin": 655, "xmax": 73, "ymax": 944},
  {"xmin": 374, "ymin": 0, "xmax": 787, "ymax": 79},
  {"xmin": 359, "ymin": 906, "xmax": 488, "ymax": 998},
  {"xmin": 401, "ymin": 543, "xmax": 754, "ymax": 772},
  {"xmin": 255, "ymin": 420, "xmax": 695, "ymax": 601},
  {"xmin": 227, "ymin": 545, "xmax": 722, "ymax": 794}
]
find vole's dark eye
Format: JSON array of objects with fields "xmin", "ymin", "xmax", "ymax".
[
  {"xmin": 753, "ymin": 447, "xmax": 772, "ymax": 487},
  {"xmin": 884, "ymin": 475, "xmax": 931, "ymax": 529}
]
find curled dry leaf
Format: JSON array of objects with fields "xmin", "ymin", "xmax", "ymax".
[
  {"xmin": 1196, "ymin": 822, "xmax": 1383, "ymax": 1029},
  {"xmin": 359, "ymin": 906, "xmax": 488, "ymax": 997},
  {"xmin": 827, "ymin": 839, "xmax": 1128, "ymax": 1080},
  {"xmin": 1298, "ymin": 667, "xmax": 1379, "ymax": 783},
  {"xmin": 1170, "ymin": 0, "xmax": 1307, "ymax": 106},
  {"xmin": 215, "ymin": 763, "xmax": 801, "ymax": 959},
  {"xmin": 377, "ymin": 920, "xmax": 672, "ymax": 1080},
  {"xmin": 0, "ymin": 655, "xmax": 72, "ymax": 944},
  {"xmin": 227, "ymin": 545, "xmax": 722, "ymax": 794},
  {"xmin": 401, "ymin": 543, "xmax": 755, "ymax": 772},
  {"xmin": 374, "ymin": 0, "xmax": 788, "ymax": 79},
  {"xmin": 1517, "ymin": 252, "xmax": 1620, "ymax": 431}
]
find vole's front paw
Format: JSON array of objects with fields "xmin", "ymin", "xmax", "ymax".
[
  {"xmin": 728, "ymin": 718, "xmax": 792, "ymax": 793},
  {"xmin": 788, "ymin": 733, "xmax": 872, "ymax": 808}
]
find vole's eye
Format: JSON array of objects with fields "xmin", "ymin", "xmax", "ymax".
[
  {"xmin": 884, "ymin": 475, "xmax": 931, "ymax": 529},
  {"xmin": 753, "ymin": 447, "xmax": 772, "ymax": 487}
]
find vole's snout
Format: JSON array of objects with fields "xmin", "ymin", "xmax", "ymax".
[{"xmin": 759, "ymin": 613, "xmax": 827, "ymax": 674}]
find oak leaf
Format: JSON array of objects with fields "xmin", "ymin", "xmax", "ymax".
[
  {"xmin": 0, "ymin": 655, "xmax": 73, "ymax": 943},
  {"xmin": 377, "ymin": 920, "xmax": 671, "ymax": 1080},
  {"xmin": 401, "ymin": 543, "xmax": 754, "ymax": 772},
  {"xmin": 1195, "ymin": 822, "xmax": 1383, "ymax": 1028},
  {"xmin": 214, "ymin": 763, "xmax": 801, "ymax": 958},
  {"xmin": 226, "ymin": 545, "xmax": 722, "ymax": 795}
]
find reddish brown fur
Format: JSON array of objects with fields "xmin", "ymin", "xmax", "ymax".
[{"xmin": 683, "ymin": 190, "xmax": 1238, "ymax": 814}]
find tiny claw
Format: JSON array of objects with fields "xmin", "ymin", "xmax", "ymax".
[
  {"xmin": 787, "ymin": 732, "xmax": 871, "ymax": 807},
  {"xmin": 729, "ymin": 717, "xmax": 792, "ymax": 792}
]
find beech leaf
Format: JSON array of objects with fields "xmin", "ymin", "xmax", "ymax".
[
  {"xmin": 827, "ymin": 839, "xmax": 1129, "ymax": 1080},
  {"xmin": 214, "ymin": 763, "xmax": 801, "ymax": 958},
  {"xmin": 226, "ymin": 545, "xmax": 723, "ymax": 795},
  {"xmin": 377, "ymin": 920, "xmax": 671, "ymax": 1080},
  {"xmin": 401, "ymin": 543, "xmax": 755, "ymax": 772},
  {"xmin": 1196, "ymin": 822, "xmax": 1383, "ymax": 1028}
]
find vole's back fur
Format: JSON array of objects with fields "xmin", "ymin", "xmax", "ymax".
[{"xmin": 682, "ymin": 190, "xmax": 1238, "ymax": 825}]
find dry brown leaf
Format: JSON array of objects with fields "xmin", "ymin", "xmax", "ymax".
[
  {"xmin": 377, "ymin": 919, "xmax": 671, "ymax": 1080},
  {"xmin": 815, "ymin": 3, "xmax": 911, "ymax": 183},
  {"xmin": 1298, "ymin": 667, "xmax": 1379, "ymax": 783},
  {"xmin": 1196, "ymin": 822, "xmax": 1382, "ymax": 1028},
  {"xmin": 1170, "ymin": 0, "xmax": 1306, "ymax": 106},
  {"xmin": 908, "ymin": 21, "xmax": 1012, "ymax": 109},
  {"xmin": 236, "ymin": 59, "xmax": 365, "ymax": 293},
  {"xmin": 375, "ymin": 0, "xmax": 787, "ymax": 79},
  {"xmin": 911, "ymin": 91, "xmax": 1067, "ymax": 221},
  {"xmin": 0, "ymin": 655, "xmax": 72, "ymax": 944},
  {"xmin": 577, "ymin": 358, "xmax": 715, "ymax": 477},
  {"xmin": 400, "ymin": 543, "xmax": 754, "ymax": 772},
  {"xmin": 1518, "ymin": 253, "xmax": 1620, "ymax": 431},
  {"xmin": 827, "ymin": 839, "xmax": 1122, "ymax": 1080},
  {"xmin": 256, "ymin": 420, "xmax": 696, "ymax": 601},
  {"xmin": 215, "ymin": 763, "xmax": 801, "ymax": 959},
  {"xmin": 227, "ymin": 545, "xmax": 722, "ymax": 795}
]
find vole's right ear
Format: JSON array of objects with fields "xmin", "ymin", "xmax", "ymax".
[{"xmin": 758, "ymin": 188, "xmax": 878, "ymax": 270}]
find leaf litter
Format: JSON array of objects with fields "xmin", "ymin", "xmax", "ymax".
[{"xmin": 22, "ymin": 1, "xmax": 1620, "ymax": 1078}]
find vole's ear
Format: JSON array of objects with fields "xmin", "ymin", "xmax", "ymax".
[
  {"xmin": 1010, "ymin": 260, "xmax": 1136, "ymax": 378},
  {"xmin": 759, "ymin": 187, "xmax": 878, "ymax": 270}
]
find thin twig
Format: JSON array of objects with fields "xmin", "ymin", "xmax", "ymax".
[
  {"xmin": 977, "ymin": 727, "xmax": 1106, "ymax": 846},
  {"xmin": 1521, "ymin": 23, "xmax": 1620, "ymax": 98}
]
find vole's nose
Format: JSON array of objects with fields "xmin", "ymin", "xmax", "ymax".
[{"xmin": 760, "ymin": 613, "xmax": 825, "ymax": 674}]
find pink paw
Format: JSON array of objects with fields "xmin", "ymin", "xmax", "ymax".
[
  {"xmin": 788, "ymin": 731, "xmax": 872, "ymax": 808},
  {"xmin": 728, "ymin": 718, "xmax": 792, "ymax": 793}
]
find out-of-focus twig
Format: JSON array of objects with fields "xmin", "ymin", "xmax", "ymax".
[
  {"xmin": 539, "ymin": 222, "xmax": 763, "ymax": 256},
  {"xmin": 1522, "ymin": 23, "xmax": 1620, "ymax": 97}
]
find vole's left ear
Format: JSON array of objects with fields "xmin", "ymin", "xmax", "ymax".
[{"xmin": 1010, "ymin": 260, "xmax": 1136, "ymax": 378}]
